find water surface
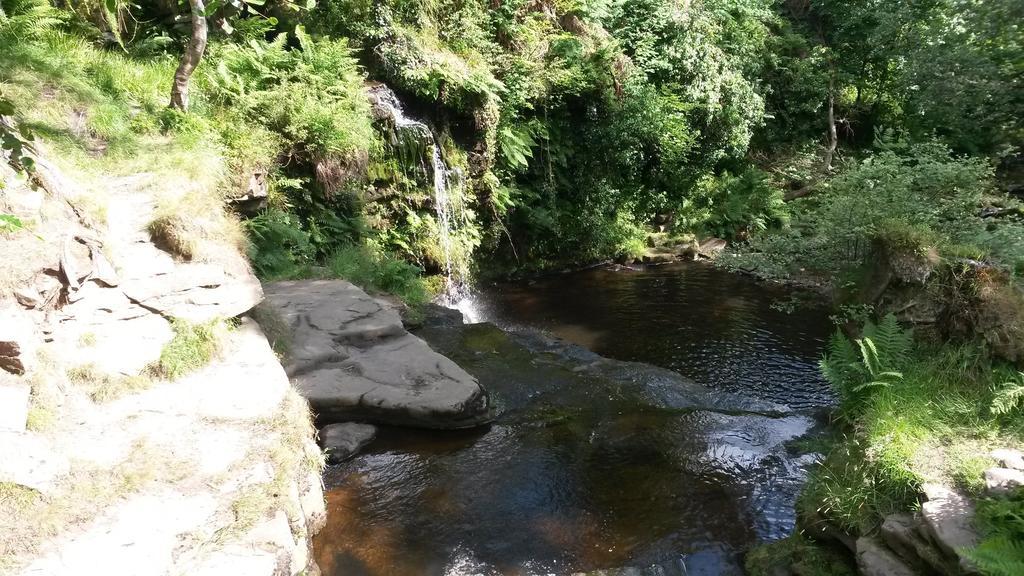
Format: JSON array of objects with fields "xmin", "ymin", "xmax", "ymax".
[{"xmin": 314, "ymin": 262, "xmax": 834, "ymax": 575}]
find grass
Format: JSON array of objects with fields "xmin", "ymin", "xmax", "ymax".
[
  {"xmin": 66, "ymin": 363, "xmax": 153, "ymax": 403},
  {"xmin": 155, "ymin": 318, "xmax": 232, "ymax": 380},
  {"xmin": 745, "ymin": 532, "xmax": 855, "ymax": 576},
  {"xmin": 326, "ymin": 243, "xmax": 433, "ymax": 309},
  {"xmin": 802, "ymin": 335, "xmax": 1024, "ymax": 536}
]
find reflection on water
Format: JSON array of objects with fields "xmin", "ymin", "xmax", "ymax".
[
  {"xmin": 464, "ymin": 262, "xmax": 834, "ymax": 410},
  {"xmin": 314, "ymin": 263, "xmax": 834, "ymax": 575}
]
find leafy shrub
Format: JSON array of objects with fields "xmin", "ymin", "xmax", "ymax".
[{"xmin": 674, "ymin": 167, "xmax": 788, "ymax": 240}]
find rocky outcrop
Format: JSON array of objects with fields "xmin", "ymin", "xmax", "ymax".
[{"xmin": 263, "ymin": 280, "xmax": 492, "ymax": 428}]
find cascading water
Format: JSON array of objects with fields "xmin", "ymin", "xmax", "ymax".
[{"xmin": 369, "ymin": 84, "xmax": 470, "ymax": 306}]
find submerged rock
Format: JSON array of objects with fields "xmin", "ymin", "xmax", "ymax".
[
  {"xmin": 319, "ymin": 423, "xmax": 377, "ymax": 464},
  {"xmin": 263, "ymin": 280, "xmax": 491, "ymax": 428}
]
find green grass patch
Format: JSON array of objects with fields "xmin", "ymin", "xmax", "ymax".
[
  {"xmin": 326, "ymin": 243, "xmax": 433, "ymax": 309},
  {"xmin": 155, "ymin": 319, "xmax": 231, "ymax": 380},
  {"xmin": 745, "ymin": 532, "xmax": 856, "ymax": 576}
]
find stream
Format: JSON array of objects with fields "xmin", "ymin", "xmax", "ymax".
[{"xmin": 313, "ymin": 262, "xmax": 835, "ymax": 575}]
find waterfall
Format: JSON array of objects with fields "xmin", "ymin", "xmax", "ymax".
[{"xmin": 368, "ymin": 84, "xmax": 469, "ymax": 305}]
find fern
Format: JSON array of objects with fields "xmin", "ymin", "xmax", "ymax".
[
  {"xmin": 820, "ymin": 315, "xmax": 911, "ymax": 418},
  {"xmin": 0, "ymin": 0, "xmax": 60, "ymax": 43},
  {"xmin": 966, "ymin": 493, "xmax": 1024, "ymax": 576},
  {"xmin": 990, "ymin": 373, "xmax": 1024, "ymax": 416}
]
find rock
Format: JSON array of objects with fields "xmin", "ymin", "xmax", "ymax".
[
  {"xmin": 0, "ymin": 306, "xmax": 38, "ymax": 375},
  {"xmin": 226, "ymin": 170, "xmax": 269, "ymax": 216},
  {"xmin": 120, "ymin": 260, "xmax": 263, "ymax": 323},
  {"xmin": 881, "ymin": 513, "xmax": 956, "ymax": 575},
  {"xmin": 991, "ymin": 448, "xmax": 1024, "ymax": 471},
  {"xmin": 921, "ymin": 483, "xmax": 979, "ymax": 563},
  {"xmin": 263, "ymin": 280, "xmax": 492, "ymax": 428},
  {"xmin": 299, "ymin": 467, "xmax": 326, "ymax": 536},
  {"xmin": 319, "ymin": 422, "xmax": 377, "ymax": 464},
  {"xmin": 984, "ymin": 467, "xmax": 1024, "ymax": 496},
  {"xmin": 0, "ymin": 431, "xmax": 69, "ymax": 493},
  {"xmin": 699, "ymin": 238, "xmax": 728, "ymax": 258},
  {"xmin": 856, "ymin": 537, "xmax": 916, "ymax": 576},
  {"xmin": 0, "ymin": 381, "xmax": 30, "ymax": 432}
]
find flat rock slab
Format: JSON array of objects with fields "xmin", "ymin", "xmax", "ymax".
[
  {"xmin": 991, "ymin": 448, "xmax": 1024, "ymax": 471},
  {"xmin": 263, "ymin": 280, "xmax": 491, "ymax": 428},
  {"xmin": 0, "ymin": 432, "xmax": 69, "ymax": 493}
]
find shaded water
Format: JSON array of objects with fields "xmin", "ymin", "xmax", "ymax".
[{"xmin": 314, "ymin": 263, "xmax": 835, "ymax": 575}]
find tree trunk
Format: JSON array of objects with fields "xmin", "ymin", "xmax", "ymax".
[
  {"xmin": 822, "ymin": 89, "xmax": 838, "ymax": 173},
  {"xmin": 169, "ymin": 0, "xmax": 208, "ymax": 111}
]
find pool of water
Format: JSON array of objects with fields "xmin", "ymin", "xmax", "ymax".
[{"xmin": 313, "ymin": 262, "xmax": 835, "ymax": 575}]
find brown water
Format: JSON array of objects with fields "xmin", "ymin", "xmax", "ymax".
[{"xmin": 314, "ymin": 262, "xmax": 835, "ymax": 575}]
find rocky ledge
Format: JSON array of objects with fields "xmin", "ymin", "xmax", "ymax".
[{"xmin": 263, "ymin": 280, "xmax": 493, "ymax": 429}]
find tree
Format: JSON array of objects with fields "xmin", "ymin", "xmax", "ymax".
[
  {"xmin": 169, "ymin": 0, "xmax": 207, "ymax": 110},
  {"xmin": 169, "ymin": 0, "xmax": 316, "ymax": 111}
]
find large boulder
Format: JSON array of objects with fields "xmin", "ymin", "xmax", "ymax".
[{"xmin": 262, "ymin": 280, "xmax": 491, "ymax": 428}]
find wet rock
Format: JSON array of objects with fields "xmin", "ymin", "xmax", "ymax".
[
  {"xmin": 991, "ymin": 448, "xmax": 1024, "ymax": 471},
  {"xmin": 320, "ymin": 422, "xmax": 377, "ymax": 464},
  {"xmin": 921, "ymin": 483, "xmax": 979, "ymax": 566},
  {"xmin": 264, "ymin": 280, "xmax": 492, "ymax": 428},
  {"xmin": 0, "ymin": 306, "xmax": 38, "ymax": 375},
  {"xmin": 856, "ymin": 537, "xmax": 916, "ymax": 576},
  {"xmin": 984, "ymin": 467, "xmax": 1024, "ymax": 496},
  {"xmin": 0, "ymin": 380, "xmax": 30, "ymax": 432}
]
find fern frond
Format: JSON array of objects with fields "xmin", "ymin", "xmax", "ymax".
[
  {"xmin": 963, "ymin": 536, "xmax": 1024, "ymax": 576},
  {"xmin": 991, "ymin": 377, "xmax": 1024, "ymax": 416}
]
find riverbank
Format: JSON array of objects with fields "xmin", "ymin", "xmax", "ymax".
[{"xmin": 0, "ymin": 138, "xmax": 324, "ymax": 575}]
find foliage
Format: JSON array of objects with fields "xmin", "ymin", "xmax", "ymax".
[
  {"xmin": 733, "ymin": 141, "xmax": 996, "ymax": 279},
  {"xmin": 965, "ymin": 490, "xmax": 1024, "ymax": 576},
  {"xmin": 674, "ymin": 167, "xmax": 787, "ymax": 240},
  {"xmin": 991, "ymin": 373, "xmax": 1024, "ymax": 417},
  {"xmin": 820, "ymin": 314, "xmax": 912, "ymax": 419},
  {"xmin": 244, "ymin": 208, "xmax": 315, "ymax": 279}
]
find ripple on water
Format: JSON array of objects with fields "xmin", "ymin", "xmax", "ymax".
[{"xmin": 314, "ymin": 262, "xmax": 834, "ymax": 575}]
